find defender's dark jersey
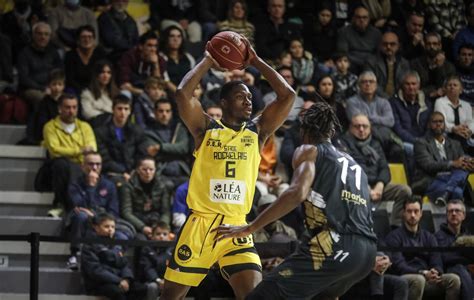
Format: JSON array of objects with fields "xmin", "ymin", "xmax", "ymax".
[{"xmin": 303, "ymin": 142, "xmax": 377, "ymax": 242}]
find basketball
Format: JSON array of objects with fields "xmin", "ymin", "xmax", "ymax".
[{"xmin": 207, "ymin": 31, "xmax": 248, "ymax": 70}]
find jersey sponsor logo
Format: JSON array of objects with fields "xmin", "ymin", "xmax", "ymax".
[
  {"xmin": 213, "ymin": 145, "xmax": 248, "ymax": 160},
  {"xmin": 307, "ymin": 191, "xmax": 326, "ymax": 209},
  {"xmin": 341, "ymin": 189, "xmax": 367, "ymax": 206},
  {"xmin": 206, "ymin": 138, "xmax": 222, "ymax": 148},
  {"xmin": 210, "ymin": 179, "xmax": 246, "ymax": 204},
  {"xmin": 232, "ymin": 235, "xmax": 253, "ymax": 246},
  {"xmin": 240, "ymin": 135, "xmax": 255, "ymax": 147},
  {"xmin": 177, "ymin": 244, "xmax": 192, "ymax": 261}
]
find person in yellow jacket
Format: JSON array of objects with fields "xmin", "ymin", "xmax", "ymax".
[{"xmin": 42, "ymin": 93, "xmax": 97, "ymax": 215}]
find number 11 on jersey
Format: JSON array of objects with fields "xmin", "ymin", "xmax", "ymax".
[{"xmin": 337, "ymin": 157, "xmax": 361, "ymax": 190}]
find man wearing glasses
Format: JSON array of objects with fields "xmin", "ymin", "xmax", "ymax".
[
  {"xmin": 66, "ymin": 151, "xmax": 127, "ymax": 270},
  {"xmin": 436, "ymin": 199, "xmax": 474, "ymax": 300},
  {"xmin": 340, "ymin": 114, "xmax": 412, "ymax": 227},
  {"xmin": 346, "ymin": 71, "xmax": 403, "ymax": 162}
]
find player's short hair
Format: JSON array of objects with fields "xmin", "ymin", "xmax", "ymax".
[
  {"xmin": 300, "ymin": 101, "xmax": 341, "ymax": 143},
  {"xmin": 220, "ymin": 80, "xmax": 246, "ymax": 101}
]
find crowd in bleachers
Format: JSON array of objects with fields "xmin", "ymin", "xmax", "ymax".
[{"xmin": 1, "ymin": 0, "xmax": 474, "ymax": 299}]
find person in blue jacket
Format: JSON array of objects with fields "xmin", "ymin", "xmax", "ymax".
[
  {"xmin": 81, "ymin": 212, "xmax": 150, "ymax": 300},
  {"xmin": 66, "ymin": 151, "xmax": 129, "ymax": 269}
]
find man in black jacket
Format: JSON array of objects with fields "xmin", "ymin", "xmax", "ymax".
[
  {"xmin": 97, "ymin": 0, "xmax": 138, "ymax": 61},
  {"xmin": 413, "ymin": 112, "xmax": 473, "ymax": 205},
  {"xmin": 435, "ymin": 199, "xmax": 473, "ymax": 300},
  {"xmin": 144, "ymin": 98, "xmax": 191, "ymax": 189},
  {"xmin": 17, "ymin": 22, "xmax": 63, "ymax": 107},
  {"xmin": 254, "ymin": 0, "xmax": 301, "ymax": 63},
  {"xmin": 94, "ymin": 94, "xmax": 147, "ymax": 185},
  {"xmin": 341, "ymin": 114, "xmax": 412, "ymax": 226},
  {"xmin": 385, "ymin": 198, "xmax": 461, "ymax": 300}
]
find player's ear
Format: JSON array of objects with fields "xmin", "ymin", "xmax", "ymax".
[{"xmin": 220, "ymin": 98, "xmax": 227, "ymax": 109}]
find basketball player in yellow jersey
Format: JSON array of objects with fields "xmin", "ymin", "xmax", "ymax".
[{"xmin": 161, "ymin": 38, "xmax": 295, "ymax": 300}]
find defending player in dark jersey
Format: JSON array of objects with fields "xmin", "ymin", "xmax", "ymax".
[{"xmin": 215, "ymin": 101, "xmax": 377, "ymax": 299}]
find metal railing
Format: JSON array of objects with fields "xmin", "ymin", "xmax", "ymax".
[{"xmin": 0, "ymin": 233, "xmax": 472, "ymax": 300}]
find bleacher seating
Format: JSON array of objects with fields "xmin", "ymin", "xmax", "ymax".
[
  {"xmin": 0, "ymin": 125, "xmax": 87, "ymax": 298},
  {"xmin": 388, "ymin": 163, "xmax": 408, "ymax": 186}
]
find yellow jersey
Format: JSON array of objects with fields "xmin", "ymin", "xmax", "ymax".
[{"xmin": 187, "ymin": 119, "xmax": 261, "ymax": 216}]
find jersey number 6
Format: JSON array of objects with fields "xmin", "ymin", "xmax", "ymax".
[{"xmin": 225, "ymin": 161, "xmax": 236, "ymax": 178}]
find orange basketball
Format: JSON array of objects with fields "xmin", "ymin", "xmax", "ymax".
[{"xmin": 207, "ymin": 31, "xmax": 248, "ymax": 70}]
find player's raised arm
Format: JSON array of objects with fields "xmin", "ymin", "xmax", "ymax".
[
  {"xmin": 245, "ymin": 40, "xmax": 296, "ymax": 144},
  {"xmin": 175, "ymin": 52, "xmax": 218, "ymax": 146},
  {"xmin": 214, "ymin": 145, "xmax": 317, "ymax": 240}
]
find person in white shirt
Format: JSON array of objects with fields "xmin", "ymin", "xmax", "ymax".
[{"xmin": 434, "ymin": 75, "xmax": 474, "ymax": 156}]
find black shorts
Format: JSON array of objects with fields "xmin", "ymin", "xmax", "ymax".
[{"xmin": 247, "ymin": 231, "xmax": 377, "ymax": 300}]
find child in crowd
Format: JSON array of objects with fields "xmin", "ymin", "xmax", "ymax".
[
  {"xmin": 81, "ymin": 212, "xmax": 153, "ymax": 300},
  {"xmin": 25, "ymin": 68, "xmax": 65, "ymax": 144},
  {"xmin": 134, "ymin": 76, "xmax": 167, "ymax": 129},
  {"xmin": 139, "ymin": 221, "xmax": 173, "ymax": 296},
  {"xmin": 332, "ymin": 52, "xmax": 358, "ymax": 105}
]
